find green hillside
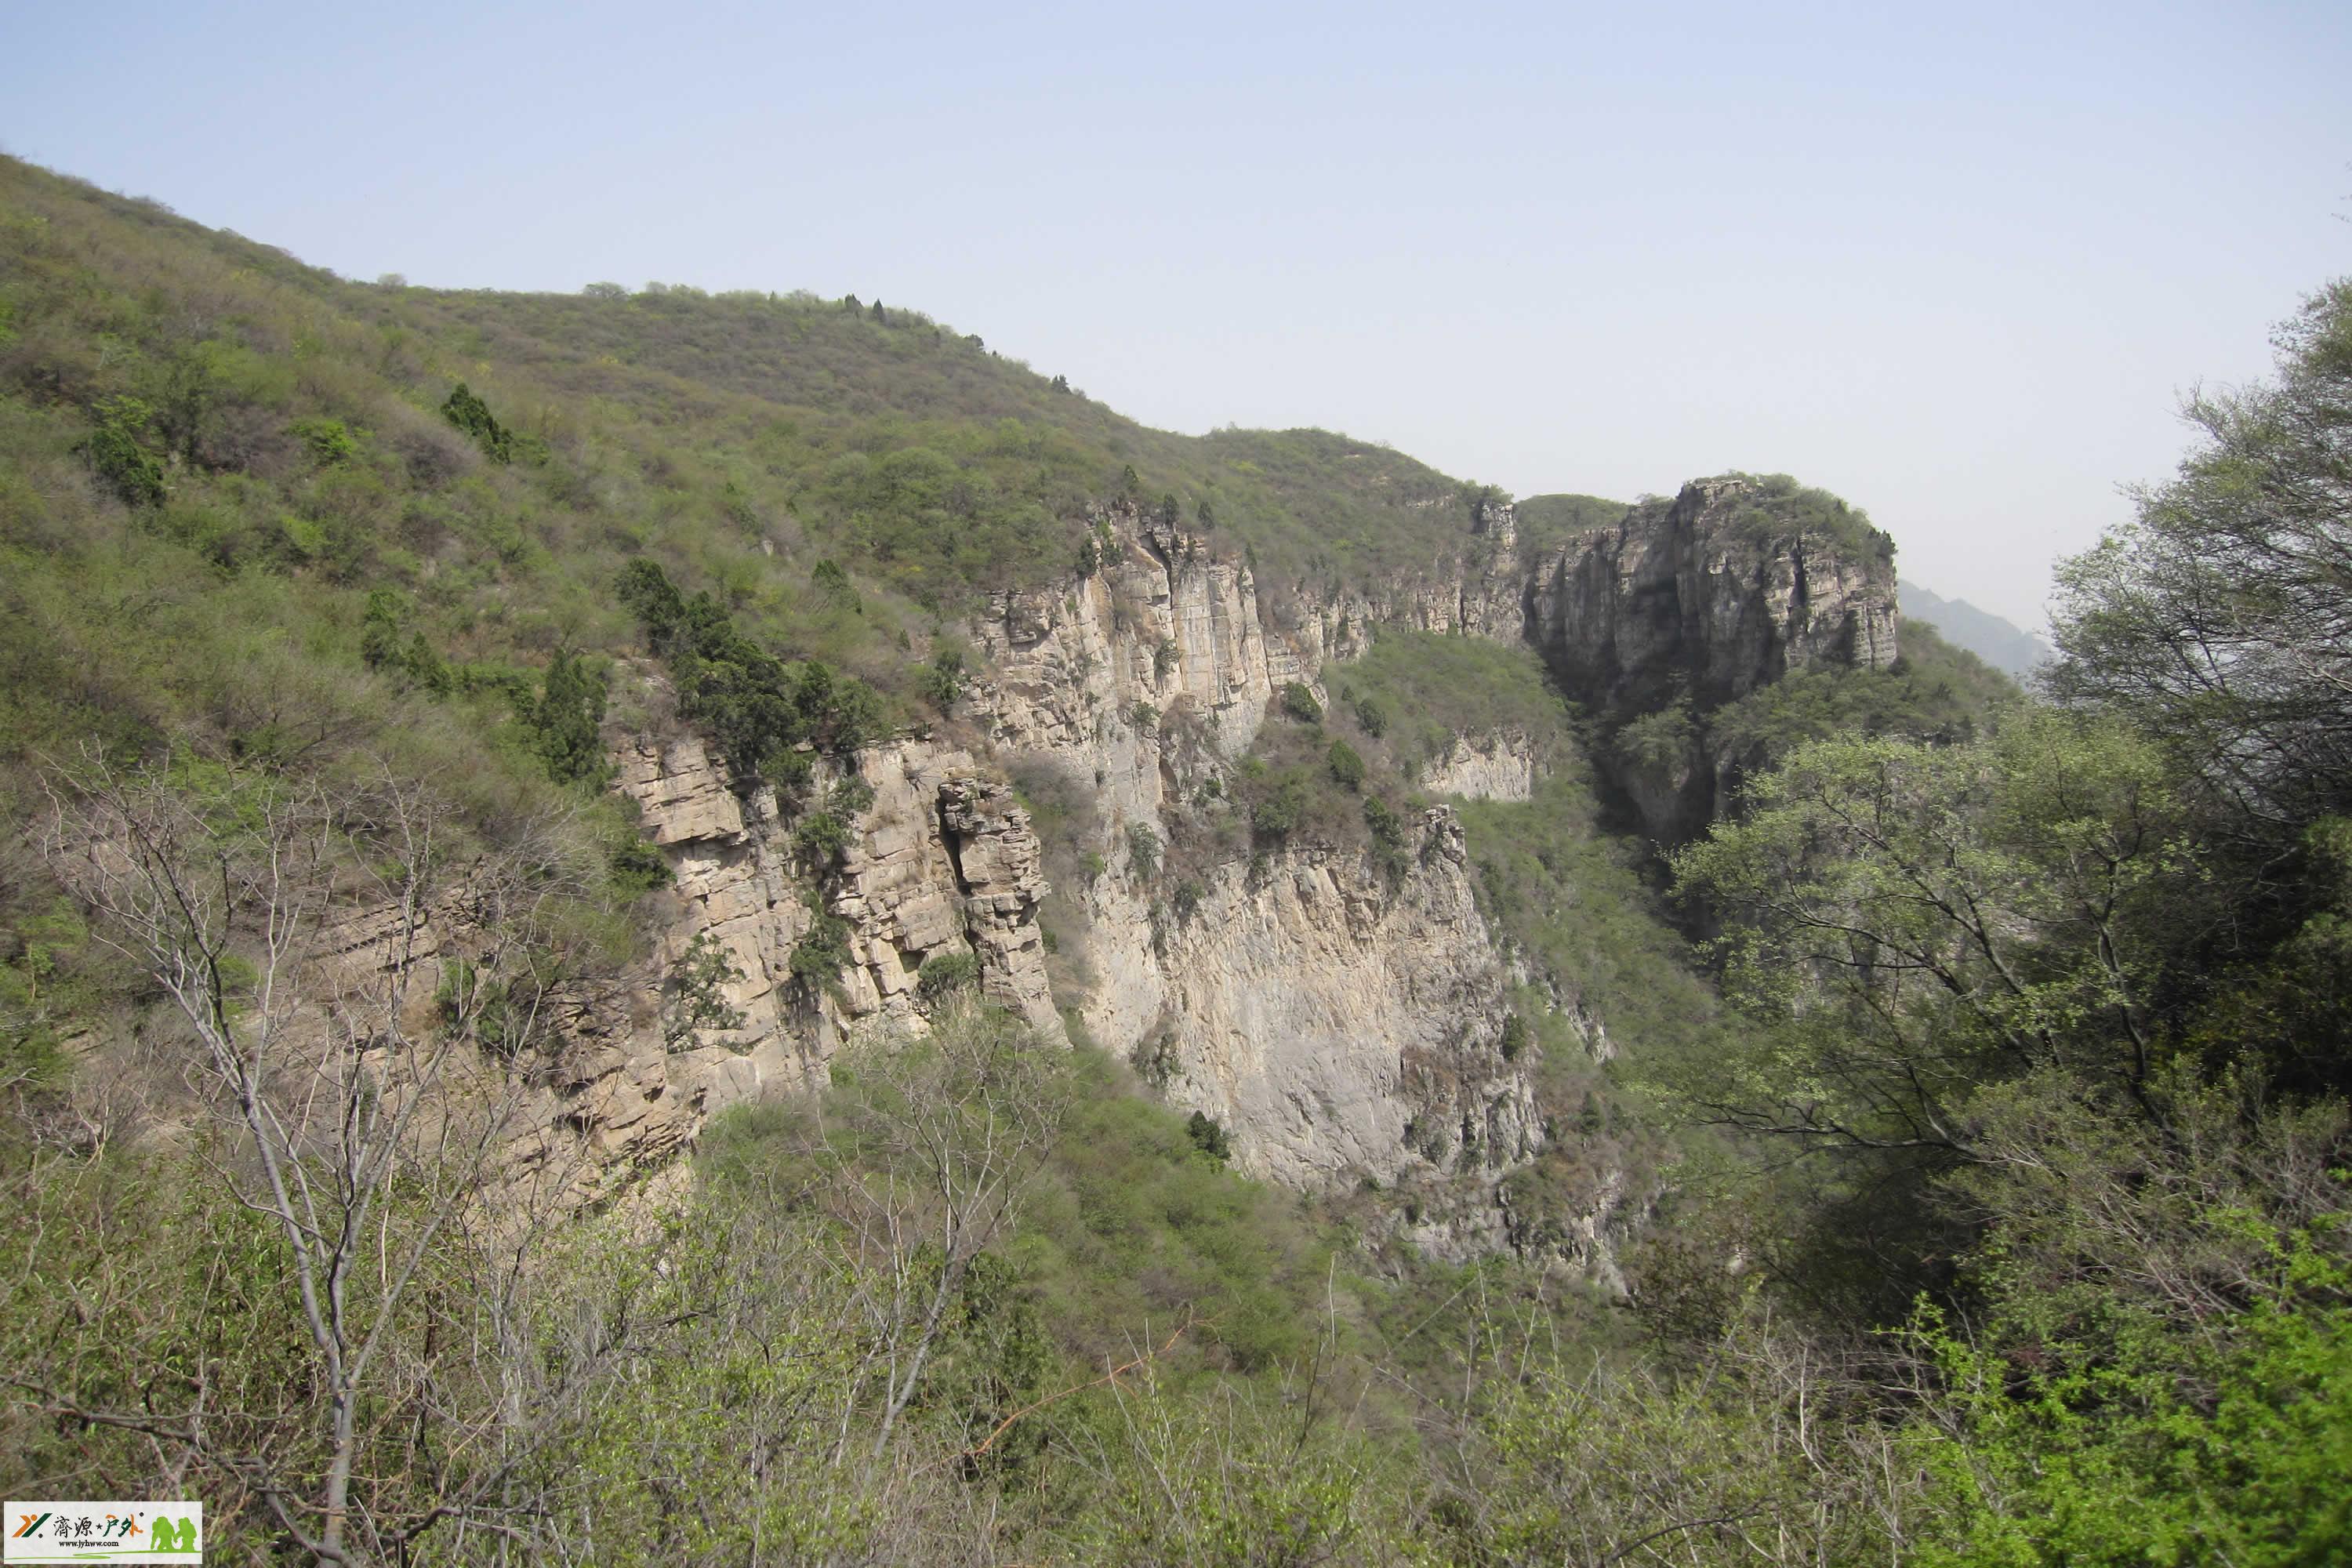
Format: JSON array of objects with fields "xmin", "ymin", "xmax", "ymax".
[{"xmin": 6, "ymin": 145, "xmax": 2347, "ymax": 1565}]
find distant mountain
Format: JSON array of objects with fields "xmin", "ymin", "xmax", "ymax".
[{"xmin": 1898, "ymin": 581, "xmax": 2052, "ymax": 682}]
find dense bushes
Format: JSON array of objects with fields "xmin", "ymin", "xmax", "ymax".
[{"xmin": 619, "ymin": 557, "xmax": 884, "ymax": 786}]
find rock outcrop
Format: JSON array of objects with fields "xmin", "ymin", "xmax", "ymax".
[
  {"xmin": 1139, "ymin": 809, "xmax": 1541, "ymax": 1198},
  {"xmin": 505, "ymin": 477, "xmax": 1896, "ymax": 1261},
  {"xmin": 1526, "ymin": 476, "xmax": 1899, "ymax": 710},
  {"xmin": 621, "ymin": 736, "xmax": 1066, "ymax": 1051},
  {"xmin": 1421, "ymin": 731, "xmax": 1541, "ymax": 801},
  {"xmin": 1522, "ymin": 477, "xmax": 1899, "ymax": 837}
]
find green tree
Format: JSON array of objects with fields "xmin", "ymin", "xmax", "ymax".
[
  {"xmin": 1127, "ymin": 821, "xmax": 1161, "ymax": 879},
  {"xmin": 816, "ymin": 1000, "xmax": 1070, "ymax": 1453},
  {"xmin": 1671, "ymin": 714, "xmax": 2184, "ymax": 1156},
  {"xmin": 2050, "ymin": 278, "xmax": 2352, "ymax": 855},
  {"xmin": 441, "ymin": 381, "xmax": 514, "ymax": 463},
  {"xmin": 663, "ymin": 929, "xmax": 747, "ymax": 1050},
  {"xmin": 920, "ymin": 644, "xmax": 965, "ymax": 710},
  {"xmin": 86, "ymin": 395, "xmax": 165, "ymax": 505},
  {"xmin": 1254, "ymin": 775, "xmax": 1308, "ymax": 843},
  {"xmin": 358, "ymin": 588, "xmax": 405, "ymax": 671},
  {"xmin": 528, "ymin": 650, "xmax": 609, "ymax": 786}
]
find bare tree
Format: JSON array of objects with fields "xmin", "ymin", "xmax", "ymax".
[{"xmin": 30, "ymin": 750, "xmax": 592, "ymax": 1564}]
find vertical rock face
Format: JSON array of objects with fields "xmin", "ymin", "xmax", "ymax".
[
  {"xmin": 1142, "ymin": 809, "xmax": 1544, "ymax": 1215},
  {"xmin": 1523, "ymin": 477, "xmax": 1900, "ymax": 839},
  {"xmin": 935, "ymin": 775, "xmax": 1062, "ymax": 1038},
  {"xmin": 494, "ymin": 735, "xmax": 1072, "ymax": 1211},
  {"xmin": 621, "ymin": 736, "xmax": 1068, "ymax": 1054},
  {"xmin": 1301, "ymin": 498, "xmax": 1530, "ymax": 653},
  {"xmin": 1528, "ymin": 477, "xmax": 1898, "ymax": 710},
  {"xmin": 973, "ymin": 503, "xmax": 1312, "ymax": 782},
  {"xmin": 957, "ymin": 503, "xmax": 1563, "ymax": 1250},
  {"xmin": 511, "ymin": 477, "xmax": 1895, "ymax": 1263}
]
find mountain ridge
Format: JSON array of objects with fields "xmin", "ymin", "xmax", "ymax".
[{"xmin": 1897, "ymin": 577, "xmax": 2051, "ymax": 680}]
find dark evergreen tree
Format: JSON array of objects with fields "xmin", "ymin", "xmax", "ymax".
[
  {"xmin": 529, "ymin": 650, "xmax": 609, "ymax": 786},
  {"xmin": 441, "ymin": 382, "xmax": 514, "ymax": 463}
]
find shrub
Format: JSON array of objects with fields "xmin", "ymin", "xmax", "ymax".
[
  {"xmin": 617, "ymin": 558, "xmax": 687, "ymax": 652},
  {"xmin": 916, "ymin": 949, "xmax": 980, "ymax": 1000},
  {"xmin": 87, "ymin": 395, "xmax": 165, "ymax": 505},
  {"xmin": 1185, "ymin": 1111, "xmax": 1232, "ymax": 1162},
  {"xmin": 608, "ymin": 834, "xmax": 671, "ymax": 896},
  {"xmin": 527, "ymin": 650, "xmax": 609, "ymax": 786},
  {"xmin": 1364, "ymin": 796, "xmax": 1409, "ymax": 875},
  {"xmin": 919, "ymin": 645, "xmax": 964, "ymax": 710},
  {"xmin": 1253, "ymin": 776, "xmax": 1307, "ymax": 842},
  {"xmin": 1498, "ymin": 1013, "xmax": 1529, "ymax": 1062},
  {"xmin": 811, "ymin": 557, "xmax": 862, "ymax": 612},
  {"xmin": 1280, "ymin": 682, "xmax": 1323, "ymax": 724},
  {"xmin": 793, "ymin": 811, "xmax": 851, "ymax": 866},
  {"xmin": 1127, "ymin": 822, "xmax": 1161, "ymax": 879},
  {"xmin": 359, "ymin": 589, "xmax": 405, "ymax": 671},
  {"xmin": 1617, "ymin": 703, "xmax": 1694, "ymax": 772},
  {"xmin": 1353, "ymin": 694, "xmax": 1389, "ymax": 738},
  {"xmin": 616, "ymin": 561, "xmax": 887, "ymax": 786},
  {"xmin": 1327, "ymin": 739, "xmax": 1366, "ymax": 791},
  {"xmin": 663, "ymin": 930, "xmax": 747, "ymax": 1051},
  {"xmin": 787, "ymin": 896, "xmax": 854, "ymax": 997},
  {"xmin": 288, "ymin": 416, "xmax": 357, "ymax": 465}
]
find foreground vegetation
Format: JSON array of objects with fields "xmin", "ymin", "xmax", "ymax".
[{"xmin": 2, "ymin": 149, "xmax": 2347, "ymax": 1563}]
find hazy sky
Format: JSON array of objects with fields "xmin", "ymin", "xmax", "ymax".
[{"xmin": 6, "ymin": 1, "xmax": 2348, "ymax": 627}]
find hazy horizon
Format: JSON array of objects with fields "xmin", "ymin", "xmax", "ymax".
[{"xmin": 7, "ymin": 0, "xmax": 2347, "ymax": 629}]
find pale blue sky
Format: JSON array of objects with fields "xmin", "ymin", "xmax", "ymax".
[{"xmin": 6, "ymin": 1, "xmax": 2348, "ymax": 626}]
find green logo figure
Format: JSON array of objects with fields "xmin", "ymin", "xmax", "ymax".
[{"xmin": 147, "ymin": 1515, "xmax": 198, "ymax": 1554}]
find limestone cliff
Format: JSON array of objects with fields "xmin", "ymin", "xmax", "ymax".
[
  {"xmin": 956, "ymin": 503, "xmax": 1557, "ymax": 1246},
  {"xmin": 1523, "ymin": 477, "xmax": 1900, "ymax": 838},
  {"xmin": 1134, "ymin": 809, "xmax": 1548, "ymax": 1237},
  {"xmin": 490, "ymin": 735, "xmax": 1069, "ymax": 1210},
  {"xmin": 528, "ymin": 477, "xmax": 1896, "ymax": 1262}
]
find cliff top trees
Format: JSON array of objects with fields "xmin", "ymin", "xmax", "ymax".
[{"xmin": 616, "ymin": 559, "xmax": 886, "ymax": 786}]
